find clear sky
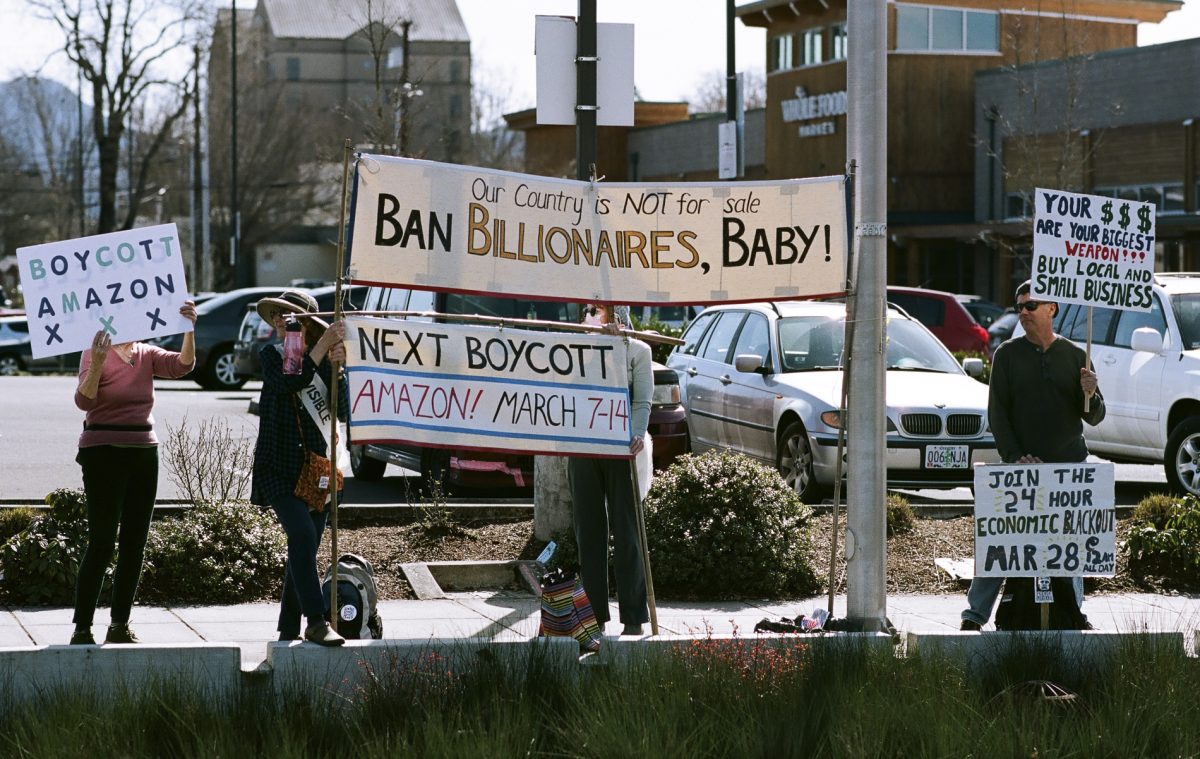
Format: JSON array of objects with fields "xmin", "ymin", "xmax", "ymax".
[{"xmin": 1, "ymin": 0, "xmax": 1197, "ymax": 109}]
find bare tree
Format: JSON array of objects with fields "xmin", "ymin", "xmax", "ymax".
[
  {"xmin": 687, "ymin": 68, "xmax": 767, "ymax": 114},
  {"xmin": 33, "ymin": 0, "xmax": 204, "ymax": 233},
  {"xmin": 463, "ymin": 63, "xmax": 521, "ymax": 171}
]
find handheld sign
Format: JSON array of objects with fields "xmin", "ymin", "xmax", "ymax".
[
  {"xmin": 16, "ymin": 224, "xmax": 191, "ymax": 359},
  {"xmin": 344, "ymin": 316, "xmax": 633, "ymax": 458},
  {"xmin": 347, "ymin": 154, "xmax": 848, "ymax": 305},
  {"xmin": 973, "ymin": 463, "xmax": 1116, "ymax": 578},
  {"xmin": 1031, "ymin": 188, "xmax": 1155, "ymax": 313}
]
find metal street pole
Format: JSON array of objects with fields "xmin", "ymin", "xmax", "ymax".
[
  {"xmin": 576, "ymin": 0, "xmax": 597, "ymax": 181},
  {"xmin": 231, "ymin": 0, "xmax": 242, "ymax": 287},
  {"xmin": 845, "ymin": 0, "xmax": 888, "ymax": 631}
]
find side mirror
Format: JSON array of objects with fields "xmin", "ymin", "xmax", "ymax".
[
  {"xmin": 962, "ymin": 357, "xmax": 984, "ymax": 377},
  {"xmin": 1130, "ymin": 327, "xmax": 1164, "ymax": 354},
  {"xmin": 734, "ymin": 353, "xmax": 768, "ymax": 374}
]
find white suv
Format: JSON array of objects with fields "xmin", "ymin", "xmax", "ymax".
[{"xmin": 1048, "ymin": 273, "xmax": 1200, "ymax": 495}]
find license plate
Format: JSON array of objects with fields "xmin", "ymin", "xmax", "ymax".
[{"xmin": 924, "ymin": 444, "xmax": 968, "ymax": 469}]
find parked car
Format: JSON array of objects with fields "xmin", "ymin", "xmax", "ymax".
[
  {"xmin": 956, "ymin": 294, "xmax": 1006, "ymax": 330},
  {"xmin": 148, "ymin": 287, "xmax": 280, "ymax": 390},
  {"xmin": 988, "ymin": 309, "xmax": 1019, "ymax": 352},
  {"xmin": 667, "ymin": 301, "xmax": 999, "ymax": 501},
  {"xmin": 0, "ymin": 315, "xmax": 81, "ymax": 375},
  {"xmin": 887, "ymin": 286, "xmax": 990, "ymax": 356},
  {"xmin": 347, "ymin": 287, "xmax": 690, "ymax": 491},
  {"xmin": 232, "ymin": 284, "xmax": 367, "ymax": 381},
  {"xmin": 1039, "ymin": 273, "xmax": 1200, "ymax": 496}
]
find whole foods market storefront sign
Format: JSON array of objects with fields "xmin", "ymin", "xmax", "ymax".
[{"xmin": 781, "ymin": 87, "xmax": 847, "ymax": 138}]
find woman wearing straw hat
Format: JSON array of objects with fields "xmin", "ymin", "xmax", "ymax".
[{"xmin": 250, "ymin": 289, "xmax": 349, "ymax": 646}]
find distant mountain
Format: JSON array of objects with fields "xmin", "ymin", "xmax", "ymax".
[{"xmin": 0, "ymin": 77, "xmax": 94, "ymax": 178}]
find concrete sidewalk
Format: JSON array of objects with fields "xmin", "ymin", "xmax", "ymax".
[{"xmin": 4, "ymin": 592, "xmax": 1199, "ymax": 669}]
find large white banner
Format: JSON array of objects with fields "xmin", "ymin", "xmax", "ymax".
[
  {"xmin": 345, "ymin": 316, "xmax": 633, "ymax": 457},
  {"xmin": 973, "ymin": 463, "xmax": 1116, "ymax": 578},
  {"xmin": 347, "ymin": 155, "xmax": 848, "ymax": 305},
  {"xmin": 1031, "ymin": 188, "xmax": 1155, "ymax": 312},
  {"xmin": 16, "ymin": 224, "xmax": 192, "ymax": 359}
]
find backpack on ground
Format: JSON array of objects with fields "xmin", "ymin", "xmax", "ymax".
[
  {"xmin": 994, "ymin": 576, "xmax": 1088, "ymax": 631},
  {"xmin": 322, "ymin": 553, "xmax": 384, "ymax": 639}
]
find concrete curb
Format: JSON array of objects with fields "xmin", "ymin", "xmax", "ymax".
[
  {"xmin": 595, "ymin": 632, "xmax": 896, "ymax": 666},
  {"xmin": 906, "ymin": 630, "xmax": 1185, "ymax": 673},
  {"xmin": 0, "ymin": 643, "xmax": 242, "ymax": 707}
]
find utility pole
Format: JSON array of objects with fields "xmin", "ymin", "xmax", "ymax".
[
  {"xmin": 845, "ymin": 0, "xmax": 889, "ymax": 631},
  {"xmin": 230, "ymin": 0, "xmax": 243, "ymax": 287},
  {"xmin": 192, "ymin": 43, "xmax": 204, "ymax": 291},
  {"xmin": 576, "ymin": 0, "xmax": 597, "ymax": 182},
  {"xmin": 76, "ymin": 66, "xmax": 85, "ymax": 236}
]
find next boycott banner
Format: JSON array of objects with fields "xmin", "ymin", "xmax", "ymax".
[
  {"xmin": 347, "ymin": 154, "xmax": 848, "ymax": 305},
  {"xmin": 973, "ymin": 463, "xmax": 1116, "ymax": 578},
  {"xmin": 16, "ymin": 224, "xmax": 192, "ymax": 359},
  {"xmin": 344, "ymin": 316, "xmax": 634, "ymax": 458},
  {"xmin": 1031, "ymin": 188, "xmax": 1156, "ymax": 312}
]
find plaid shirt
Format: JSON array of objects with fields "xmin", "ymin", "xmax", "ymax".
[{"xmin": 251, "ymin": 345, "xmax": 349, "ymax": 506}]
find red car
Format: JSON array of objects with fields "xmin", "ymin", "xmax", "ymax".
[{"xmin": 886, "ymin": 286, "xmax": 990, "ymax": 356}]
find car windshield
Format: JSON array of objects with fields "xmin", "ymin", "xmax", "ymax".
[{"xmin": 777, "ymin": 315, "xmax": 962, "ymax": 374}]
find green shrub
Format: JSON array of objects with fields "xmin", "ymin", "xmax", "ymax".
[
  {"xmin": 0, "ymin": 489, "xmax": 97, "ymax": 605},
  {"xmin": 1126, "ymin": 495, "xmax": 1200, "ymax": 588},
  {"xmin": 1131, "ymin": 492, "xmax": 1181, "ymax": 529},
  {"xmin": 630, "ymin": 315, "xmax": 685, "ymax": 364},
  {"xmin": 543, "ymin": 530, "xmax": 580, "ymax": 574},
  {"xmin": 886, "ymin": 493, "xmax": 916, "ymax": 537},
  {"xmin": 140, "ymin": 501, "xmax": 287, "ymax": 605},
  {"xmin": 0, "ymin": 507, "xmax": 37, "ymax": 544},
  {"xmin": 644, "ymin": 450, "xmax": 819, "ymax": 599}
]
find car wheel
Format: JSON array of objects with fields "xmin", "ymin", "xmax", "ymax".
[
  {"xmin": 777, "ymin": 420, "xmax": 820, "ymax": 503},
  {"xmin": 350, "ymin": 443, "xmax": 386, "ymax": 481},
  {"xmin": 0, "ymin": 355, "xmax": 21, "ymax": 376},
  {"xmin": 421, "ymin": 449, "xmax": 455, "ymax": 496},
  {"xmin": 1165, "ymin": 416, "xmax": 1200, "ymax": 496},
  {"xmin": 198, "ymin": 346, "xmax": 246, "ymax": 390}
]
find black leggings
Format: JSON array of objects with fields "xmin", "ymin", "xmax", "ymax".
[{"xmin": 73, "ymin": 445, "xmax": 158, "ymax": 627}]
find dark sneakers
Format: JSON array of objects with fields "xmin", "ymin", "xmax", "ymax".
[
  {"xmin": 69, "ymin": 629, "xmax": 96, "ymax": 645},
  {"xmin": 960, "ymin": 619, "xmax": 982, "ymax": 631},
  {"xmin": 304, "ymin": 622, "xmax": 346, "ymax": 647},
  {"xmin": 105, "ymin": 623, "xmax": 140, "ymax": 644}
]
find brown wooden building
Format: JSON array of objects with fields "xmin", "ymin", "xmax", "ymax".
[{"xmin": 737, "ymin": 0, "xmax": 1182, "ymax": 301}]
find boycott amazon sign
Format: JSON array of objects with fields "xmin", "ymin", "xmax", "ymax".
[
  {"xmin": 973, "ymin": 463, "xmax": 1116, "ymax": 578},
  {"xmin": 348, "ymin": 154, "xmax": 847, "ymax": 304},
  {"xmin": 1032, "ymin": 188, "xmax": 1156, "ymax": 312},
  {"xmin": 345, "ymin": 316, "xmax": 633, "ymax": 457},
  {"xmin": 16, "ymin": 224, "xmax": 191, "ymax": 359}
]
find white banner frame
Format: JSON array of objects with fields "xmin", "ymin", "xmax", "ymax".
[
  {"xmin": 973, "ymin": 463, "xmax": 1116, "ymax": 578},
  {"xmin": 345, "ymin": 315, "xmax": 634, "ymax": 458},
  {"xmin": 16, "ymin": 224, "xmax": 192, "ymax": 359},
  {"xmin": 1031, "ymin": 188, "xmax": 1156, "ymax": 312},
  {"xmin": 346, "ymin": 154, "xmax": 848, "ymax": 305}
]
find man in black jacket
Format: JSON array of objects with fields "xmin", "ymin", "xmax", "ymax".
[{"xmin": 960, "ymin": 280, "xmax": 1105, "ymax": 630}]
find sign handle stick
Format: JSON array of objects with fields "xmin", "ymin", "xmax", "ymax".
[
  {"xmin": 1084, "ymin": 306, "xmax": 1093, "ymax": 414},
  {"xmin": 1040, "ymin": 601, "xmax": 1050, "ymax": 631},
  {"xmin": 327, "ymin": 138, "xmax": 353, "ymax": 633},
  {"xmin": 629, "ymin": 456, "xmax": 659, "ymax": 636}
]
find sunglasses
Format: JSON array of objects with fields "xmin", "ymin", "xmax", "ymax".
[{"xmin": 1015, "ymin": 301, "xmax": 1049, "ymax": 313}]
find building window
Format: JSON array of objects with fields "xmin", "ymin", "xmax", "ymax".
[
  {"xmin": 1096, "ymin": 184, "xmax": 1188, "ymax": 215},
  {"xmin": 895, "ymin": 5, "xmax": 998, "ymax": 53},
  {"xmin": 387, "ymin": 46, "xmax": 405, "ymax": 70},
  {"xmin": 449, "ymin": 94, "xmax": 463, "ymax": 119},
  {"xmin": 285, "ymin": 56, "xmax": 300, "ymax": 81},
  {"xmin": 1005, "ymin": 192, "xmax": 1031, "ymax": 220},
  {"xmin": 450, "ymin": 59, "xmax": 463, "ymax": 83},
  {"xmin": 801, "ymin": 28, "xmax": 824, "ymax": 66},
  {"xmin": 831, "ymin": 23, "xmax": 848, "ymax": 61},
  {"xmin": 769, "ymin": 34, "xmax": 794, "ymax": 72}
]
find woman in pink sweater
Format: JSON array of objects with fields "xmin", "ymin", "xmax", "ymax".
[{"xmin": 69, "ymin": 301, "xmax": 198, "ymax": 645}]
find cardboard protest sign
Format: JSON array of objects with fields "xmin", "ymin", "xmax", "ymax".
[
  {"xmin": 344, "ymin": 316, "xmax": 633, "ymax": 457},
  {"xmin": 16, "ymin": 224, "xmax": 191, "ymax": 359},
  {"xmin": 973, "ymin": 463, "xmax": 1116, "ymax": 578},
  {"xmin": 1031, "ymin": 188, "xmax": 1155, "ymax": 312},
  {"xmin": 347, "ymin": 154, "xmax": 847, "ymax": 305}
]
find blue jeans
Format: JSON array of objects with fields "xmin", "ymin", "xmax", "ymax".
[
  {"xmin": 270, "ymin": 494, "xmax": 329, "ymax": 637},
  {"xmin": 961, "ymin": 576, "xmax": 1085, "ymax": 627}
]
